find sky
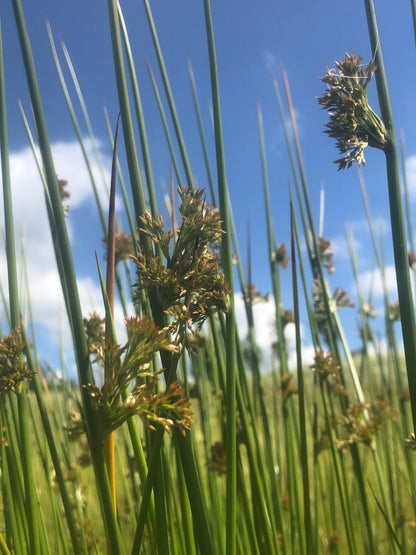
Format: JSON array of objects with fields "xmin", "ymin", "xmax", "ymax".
[{"xmin": 0, "ymin": 1, "xmax": 415, "ymax": 375}]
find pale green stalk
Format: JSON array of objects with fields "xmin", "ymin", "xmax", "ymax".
[
  {"xmin": 400, "ymin": 131, "xmax": 416, "ymax": 306},
  {"xmin": 146, "ymin": 62, "xmax": 185, "ymax": 190},
  {"xmin": 59, "ymin": 41, "xmax": 110, "ymax": 196},
  {"xmin": 143, "ymin": 0, "xmax": 194, "ymax": 188},
  {"xmin": 187, "ymin": 59, "xmax": 217, "ymax": 203},
  {"xmin": 117, "ymin": 3, "xmax": 159, "ymax": 218},
  {"xmin": 290, "ymin": 206, "xmax": 313, "ymax": 554},
  {"xmin": 202, "ymin": 2, "xmax": 237, "ymax": 552},
  {"xmin": 364, "ymin": 0, "xmax": 416, "ymax": 432},
  {"xmin": 46, "ymin": 23, "xmax": 107, "ymax": 231}
]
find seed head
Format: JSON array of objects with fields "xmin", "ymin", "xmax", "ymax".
[{"xmin": 318, "ymin": 53, "xmax": 387, "ymax": 170}]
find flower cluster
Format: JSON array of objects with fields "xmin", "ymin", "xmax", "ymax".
[
  {"xmin": 243, "ymin": 282, "xmax": 269, "ymax": 305},
  {"xmin": 336, "ymin": 397, "xmax": 398, "ymax": 451},
  {"xmin": 310, "ymin": 350, "xmax": 340, "ymax": 386},
  {"xmin": 388, "ymin": 301, "xmax": 400, "ymax": 322},
  {"xmin": 280, "ymin": 372, "xmax": 298, "ymax": 404},
  {"xmin": 313, "ymin": 237, "xmax": 335, "ymax": 275},
  {"xmin": 312, "ymin": 280, "xmax": 354, "ymax": 343},
  {"xmin": 132, "ymin": 187, "xmax": 230, "ymax": 352},
  {"xmin": 0, "ymin": 328, "xmax": 34, "ymax": 395},
  {"xmin": 82, "ymin": 317, "xmax": 192, "ymax": 440},
  {"xmin": 318, "ymin": 53, "xmax": 387, "ymax": 170},
  {"xmin": 103, "ymin": 231, "xmax": 135, "ymax": 264},
  {"xmin": 84, "ymin": 312, "xmax": 106, "ymax": 359},
  {"xmin": 207, "ymin": 441, "xmax": 227, "ymax": 475},
  {"xmin": 274, "ymin": 244, "xmax": 289, "ymax": 269},
  {"xmin": 405, "ymin": 433, "xmax": 416, "ymax": 451}
]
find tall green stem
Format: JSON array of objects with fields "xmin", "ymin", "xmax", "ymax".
[
  {"xmin": 364, "ymin": 0, "xmax": 416, "ymax": 432},
  {"xmin": 203, "ymin": 2, "xmax": 237, "ymax": 553}
]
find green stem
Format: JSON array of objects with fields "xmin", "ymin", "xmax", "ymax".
[
  {"xmin": 290, "ymin": 208, "xmax": 313, "ymax": 554},
  {"xmin": 364, "ymin": 0, "xmax": 416, "ymax": 433},
  {"xmin": 202, "ymin": 2, "xmax": 237, "ymax": 553}
]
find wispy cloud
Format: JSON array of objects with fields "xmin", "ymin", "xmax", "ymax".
[{"xmin": 262, "ymin": 50, "xmax": 278, "ymax": 73}]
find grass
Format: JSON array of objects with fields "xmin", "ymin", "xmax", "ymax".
[{"xmin": 0, "ymin": 0, "xmax": 415, "ymax": 554}]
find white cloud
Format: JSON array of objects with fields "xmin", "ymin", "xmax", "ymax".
[
  {"xmin": 406, "ymin": 154, "xmax": 416, "ymax": 198},
  {"xmin": 353, "ymin": 264, "xmax": 398, "ymax": 300},
  {"xmin": 282, "ymin": 322, "xmax": 316, "ymax": 369},
  {"xmin": 0, "ymin": 139, "xmax": 128, "ymax": 367},
  {"xmin": 234, "ymin": 293, "xmax": 315, "ymax": 371},
  {"xmin": 51, "ymin": 139, "xmax": 111, "ymax": 208}
]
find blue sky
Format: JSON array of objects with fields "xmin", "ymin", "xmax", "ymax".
[{"xmin": 1, "ymin": 1, "xmax": 415, "ymax": 372}]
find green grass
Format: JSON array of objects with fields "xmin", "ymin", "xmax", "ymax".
[{"xmin": 0, "ymin": 1, "xmax": 415, "ymax": 554}]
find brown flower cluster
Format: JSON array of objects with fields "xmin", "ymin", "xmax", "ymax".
[
  {"xmin": 312, "ymin": 280, "xmax": 354, "ymax": 338},
  {"xmin": 244, "ymin": 282, "xmax": 269, "ymax": 305},
  {"xmin": 103, "ymin": 231, "xmax": 135, "ymax": 264},
  {"xmin": 0, "ymin": 328, "xmax": 34, "ymax": 395},
  {"xmin": 310, "ymin": 350, "xmax": 340, "ymax": 386},
  {"xmin": 336, "ymin": 397, "xmax": 398, "ymax": 451},
  {"xmin": 132, "ymin": 187, "xmax": 230, "ymax": 353},
  {"xmin": 280, "ymin": 372, "xmax": 298, "ymax": 404},
  {"xmin": 315, "ymin": 237, "xmax": 335, "ymax": 275},
  {"xmin": 318, "ymin": 53, "xmax": 387, "ymax": 170},
  {"xmin": 207, "ymin": 441, "xmax": 227, "ymax": 475},
  {"xmin": 83, "ymin": 317, "xmax": 192, "ymax": 440},
  {"xmin": 275, "ymin": 244, "xmax": 289, "ymax": 269}
]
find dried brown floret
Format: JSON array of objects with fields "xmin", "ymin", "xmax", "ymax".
[
  {"xmin": 207, "ymin": 441, "xmax": 227, "ymax": 474},
  {"xmin": 310, "ymin": 350, "xmax": 340, "ymax": 384},
  {"xmin": 275, "ymin": 244, "xmax": 289, "ymax": 269}
]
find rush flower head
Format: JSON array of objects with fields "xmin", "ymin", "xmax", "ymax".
[
  {"xmin": 275, "ymin": 244, "xmax": 289, "ymax": 269},
  {"xmin": 132, "ymin": 187, "xmax": 230, "ymax": 352},
  {"xmin": 388, "ymin": 301, "xmax": 400, "ymax": 322},
  {"xmin": 103, "ymin": 231, "xmax": 135, "ymax": 264},
  {"xmin": 207, "ymin": 441, "xmax": 227, "ymax": 475},
  {"xmin": 83, "ymin": 316, "xmax": 191, "ymax": 439},
  {"xmin": 310, "ymin": 350, "xmax": 340, "ymax": 385},
  {"xmin": 244, "ymin": 282, "xmax": 269, "ymax": 305},
  {"xmin": 336, "ymin": 397, "xmax": 398, "ymax": 451},
  {"xmin": 280, "ymin": 372, "xmax": 298, "ymax": 404},
  {"xmin": 318, "ymin": 53, "xmax": 387, "ymax": 170},
  {"xmin": 362, "ymin": 301, "xmax": 377, "ymax": 319},
  {"xmin": 405, "ymin": 433, "xmax": 416, "ymax": 451},
  {"xmin": 0, "ymin": 328, "xmax": 34, "ymax": 395},
  {"xmin": 83, "ymin": 312, "xmax": 105, "ymax": 358},
  {"xmin": 317, "ymin": 237, "xmax": 335, "ymax": 275},
  {"xmin": 312, "ymin": 280, "xmax": 354, "ymax": 342}
]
